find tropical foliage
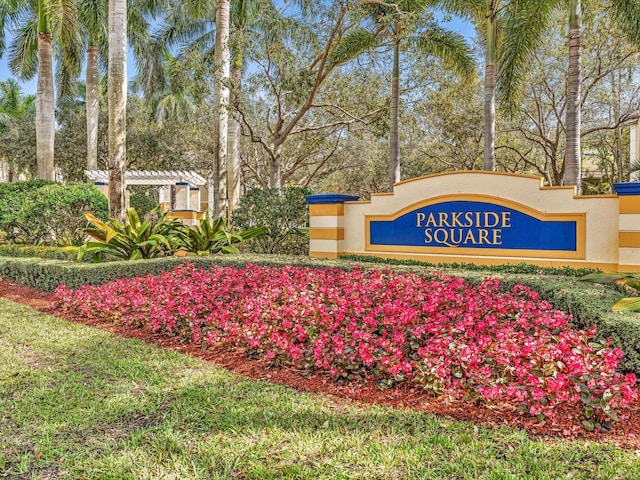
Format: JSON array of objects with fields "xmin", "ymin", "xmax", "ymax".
[
  {"xmin": 71, "ymin": 206, "xmax": 267, "ymax": 261},
  {"xmin": 179, "ymin": 216, "xmax": 266, "ymax": 255},
  {"xmin": 73, "ymin": 207, "xmax": 183, "ymax": 261}
]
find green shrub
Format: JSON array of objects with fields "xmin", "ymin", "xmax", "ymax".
[
  {"xmin": 232, "ymin": 187, "xmax": 310, "ymax": 255},
  {"xmin": 129, "ymin": 193, "xmax": 159, "ymax": 217},
  {"xmin": 17, "ymin": 183, "xmax": 108, "ymax": 246},
  {"xmin": 0, "ymin": 180, "xmax": 56, "ymax": 242}
]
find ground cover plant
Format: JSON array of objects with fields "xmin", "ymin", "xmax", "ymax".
[
  {"xmin": 4, "ymin": 297, "xmax": 640, "ymax": 479},
  {"xmin": 52, "ymin": 262, "xmax": 638, "ymax": 432}
]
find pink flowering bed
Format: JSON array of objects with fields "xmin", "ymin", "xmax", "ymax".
[{"xmin": 52, "ymin": 262, "xmax": 637, "ymax": 429}]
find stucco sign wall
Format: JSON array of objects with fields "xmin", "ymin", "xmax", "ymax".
[{"xmin": 307, "ymin": 172, "xmax": 640, "ymax": 272}]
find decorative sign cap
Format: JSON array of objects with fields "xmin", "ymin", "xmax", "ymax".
[
  {"xmin": 614, "ymin": 182, "xmax": 640, "ymax": 196},
  {"xmin": 306, "ymin": 194, "xmax": 360, "ymax": 204}
]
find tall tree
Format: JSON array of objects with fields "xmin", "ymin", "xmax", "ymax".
[
  {"xmin": 79, "ymin": 0, "xmax": 108, "ymax": 171},
  {"xmin": 36, "ymin": 0, "xmax": 55, "ymax": 180},
  {"xmin": 81, "ymin": 0, "xmax": 163, "ymax": 173},
  {"xmin": 1, "ymin": 0, "xmax": 95, "ymax": 180},
  {"xmin": 227, "ymin": 0, "xmax": 308, "ymax": 209},
  {"xmin": 334, "ymin": 1, "xmax": 475, "ymax": 189},
  {"xmin": 498, "ymin": 0, "xmax": 640, "ymax": 192},
  {"xmin": 213, "ymin": 0, "xmax": 231, "ymax": 217},
  {"xmin": 0, "ymin": 0, "xmax": 83, "ymax": 180},
  {"xmin": 0, "ymin": 79, "xmax": 36, "ymax": 180},
  {"xmin": 441, "ymin": 0, "xmax": 520, "ymax": 171},
  {"xmin": 108, "ymin": 0, "xmax": 127, "ymax": 216}
]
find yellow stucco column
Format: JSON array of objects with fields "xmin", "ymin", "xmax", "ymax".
[
  {"xmin": 174, "ymin": 182, "xmax": 191, "ymax": 210},
  {"xmin": 306, "ymin": 194, "xmax": 359, "ymax": 259},
  {"xmin": 189, "ymin": 187, "xmax": 201, "ymax": 212},
  {"xmin": 615, "ymin": 182, "xmax": 640, "ymax": 272}
]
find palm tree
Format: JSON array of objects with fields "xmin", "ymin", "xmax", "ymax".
[
  {"xmin": 0, "ymin": 79, "xmax": 36, "ymax": 180},
  {"xmin": 78, "ymin": 0, "xmax": 108, "ymax": 171},
  {"xmin": 333, "ymin": 1, "xmax": 475, "ymax": 190},
  {"xmin": 214, "ymin": 0, "xmax": 231, "ymax": 218},
  {"xmin": 440, "ymin": 0, "xmax": 516, "ymax": 171},
  {"xmin": 108, "ymin": 0, "xmax": 127, "ymax": 216},
  {"xmin": 81, "ymin": 0, "xmax": 163, "ymax": 173},
  {"xmin": 146, "ymin": 52, "xmax": 199, "ymax": 125},
  {"xmin": 0, "ymin": 0, "xmax": 83, "ymax": 181},
  {"xmin": 35, "ymin": 0, "xmax": 55, "ymax": 180},
  {"xmin": 498, "ymin": 0, "xmax": 640, "ymax": 193}
]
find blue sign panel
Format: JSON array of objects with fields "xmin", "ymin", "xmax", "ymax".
[{"xmin": 369, "ymin": 201, "xmax": 577, "ymax": 251}]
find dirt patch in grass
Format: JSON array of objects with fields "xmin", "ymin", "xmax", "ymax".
[{"xmin": 3, "ymin": 277, "xmax": 640, "ymax": 450}]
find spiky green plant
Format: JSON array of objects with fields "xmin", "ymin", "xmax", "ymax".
[
  {"xmin": 71, "ymin": 207, "xmax": 184, "ymax": 262},
  {"xmin": 180, "ymin": 216, "xmax": 266, "ymax": 255}
]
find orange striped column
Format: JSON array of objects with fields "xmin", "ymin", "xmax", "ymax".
[
  {"xmin": 615, "ymin": 182, "xmax": 640, "ymax": 272},
  {"xmin": 306, "ymin": 194, "xmax": 359, "ymax": 259}
]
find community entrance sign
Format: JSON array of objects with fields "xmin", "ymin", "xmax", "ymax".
[
  {"xmin": 307, "ymin": 172, "xmax": 640, "ymax": 272},
  {"xmin": 367, "ymin": 196, "xmax": 583, "ymax": 257}
]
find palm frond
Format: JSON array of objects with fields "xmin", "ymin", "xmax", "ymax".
[
  {"xmin": 610, "ymin": 0, "xmax": 640, "ymax": 46},
  {"xmin": 413, "ymin": 23, "xmax": 476, "ymax": 79},
  {"xmin": 8, "ymin": 17, "xmax": 38, "ymax": 80},
  {"xmin": 496, "ymin": 0, "xmax": 556, "ymax": 116},
  {"xmin": 434, "ymin": 0, "xmax": 485, "ymax": 18},
  {"xmin": 329, "ymin": 27, "xmax": 381, "ymax": 67}
]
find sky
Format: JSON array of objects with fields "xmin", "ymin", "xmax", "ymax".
[{"xmin": 0, "ymin": 11, "xmax": 474, "ymax": 97}]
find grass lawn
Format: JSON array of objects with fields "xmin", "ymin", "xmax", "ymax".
[{"xmin": 1, "ymin": 298, "xmax": 639, "ymax": 479}]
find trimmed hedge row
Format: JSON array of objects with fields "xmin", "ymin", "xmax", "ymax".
[
  {"xmin": 2, "ymin": 254, "xmax": 640, "ymax": 373},
  {"xmin": 0, "ymin": 244, "xmax": 79, "ymax": 261},
  {"xmin": 341, "ymin": 254, "xmax": 601, "ymax": 278},
  {"xmin": 0, "ymin": 255, "xmax": 334, "ymax": 291}
]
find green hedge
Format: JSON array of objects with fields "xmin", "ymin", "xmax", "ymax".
[
  {"xmin": 0, "ymin": 255, "xmax": 334, "ymax": 291},
  {"xmin": 0, "ymin": 244, "xmax": 79, "ymax": 261},
  {"xmin": 341, "ymin": 254, "xmax": 601, "ymax": 278},
  {"xmin": 2, "ymin": 254, "xmax": 640, "ymax": 374}
]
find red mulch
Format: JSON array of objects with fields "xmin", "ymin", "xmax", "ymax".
[{"xmin": 3, "ymin": 278, "xmax": 640, "ymax": 451}]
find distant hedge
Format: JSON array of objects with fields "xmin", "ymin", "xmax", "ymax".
[
  {"xmin": 1, "ymin": 254, "xmax": 639, "ymax": 375},
  {"xmin": 0, "ymin": 244, "xmax": 78, "ymax": 261}
]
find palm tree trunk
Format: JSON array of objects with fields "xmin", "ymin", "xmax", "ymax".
[
  {"xmin": 214, "ymin": 0, "xmax": 231, "ymax": 218},
  {"xmin": 564, "ymin": 0, "xmax": 582, "ymax": 193},
  {"xmin": 227, "ymin": 58, "xmax": 242, "ymax": 213},
  {"xmin": 483, "ymin": 16, "xmax": 497, "ymax": 171},
  {"xmin": 388, "ymin": 37, "xmax": 400, "ymax": 191},
  {"xmin": 36, "ymin": 30, "xmax": 55, "ymax": 181},
  {"xmin": 108, "ymin": 0, "xmax": 127, "ymax": 216},
  {"xmin": 86, "ymin": 45, "xmax": 100, "ymax": 171}
]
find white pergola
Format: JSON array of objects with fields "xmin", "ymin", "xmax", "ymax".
[{"xmin": 85, "ymin": 170, "xmax": 207, "ymax": 187}]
